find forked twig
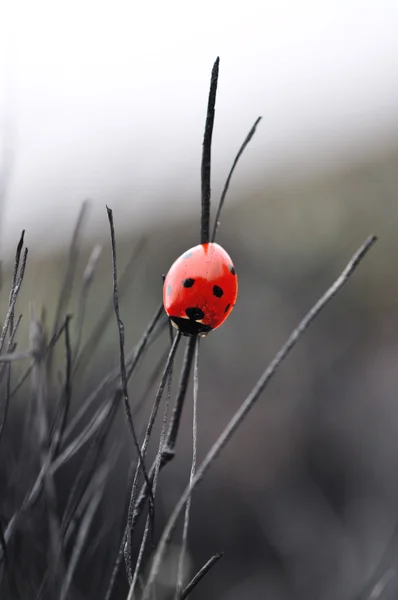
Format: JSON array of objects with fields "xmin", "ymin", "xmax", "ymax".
[{"xmin": 141, "ymin": 234, "xmax": 377, "ymax": 598}]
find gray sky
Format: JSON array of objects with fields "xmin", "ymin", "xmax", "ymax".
[{"xmin": 1, "ymin": 0, "xmax": 398, "ymax": 255}]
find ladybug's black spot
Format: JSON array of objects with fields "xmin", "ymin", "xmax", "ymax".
[
  {"xmin": 224, "ymin": 303, "xmax": 231, "ymax": 313},
  {"xmin": 186, "ymin": 307, "xmax": 205, "ymax": 321},
  {"xmin": 229, "ymin": 265, "xmax": 236, "ymax": 275},
  {"xmin": 213, "ymin": 285, "xmax": 223, "ymax": 298},
  {"xmin": 167, "ymin": 284, "xmax": 172, "ymax": 297},
  {"xmin": 182, "ymin": 251, "xmax": 193, "ymax": 259},
  {"xmin": 183, "ymin": 278, "xmax": 195, "ymax": 288}
]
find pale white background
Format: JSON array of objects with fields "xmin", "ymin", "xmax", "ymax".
[{"xmin": 1, "ymin": 0, "xmax": 398, "ymax": 255}]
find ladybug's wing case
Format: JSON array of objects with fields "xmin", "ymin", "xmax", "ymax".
[{"xmin": 163, "ymin": 243, "xmax": 238, "ymax": 335}]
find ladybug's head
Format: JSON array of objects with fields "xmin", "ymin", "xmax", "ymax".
[{"xmin": 169, "ymin": 308, "xmax": 213, "ymax": 337}]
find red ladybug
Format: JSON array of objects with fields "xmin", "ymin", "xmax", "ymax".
[{"xmin": 163, "ymin": 242, "xmax": 238, "ymax": 337}]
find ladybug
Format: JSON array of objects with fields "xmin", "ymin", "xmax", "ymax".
[{"xmin": 163, "ymin": 242, "xmax": 238, "ymax": 337}]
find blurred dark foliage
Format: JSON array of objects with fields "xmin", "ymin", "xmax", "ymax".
[{"xmin": 0, "ymin": 144, "xmax": 398, "ymax": 600}]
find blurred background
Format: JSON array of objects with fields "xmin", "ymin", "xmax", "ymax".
[{"xmin": 2, "ymin": 1, "xmax": 398, "ymax": 599}]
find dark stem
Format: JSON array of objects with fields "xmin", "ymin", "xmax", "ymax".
[
  {"xmin": 105, "ymin": 332, "xmax": 180, "ymax": 600},
  {"xmin": 181, "ymin": 553, "xmax": 223, "ymax": 599},
  {"xmin": 121, "ymin": 334, "xmax": 198, "ymax": 550},
  {"xmin": 106, "ymin": 206, "xmax": 155, "ymax": 530},
  {"xmin": 176, "ymin": 336, "xmax": 200, "ymax": 599},
  {"xmin": 123, "ymin": 332, "xmax": 181, "ymax": 583},
  {"xmin": 211, "ymin": 116, "xmax": 262, "ymax": 242},
  {"xmin": 51, "ymin": 201, "xmax": 88, "ymax": 342},
  {"xmin": 201, "ymin": 57, "xmax": 219, "ymax": 245},
  {"xmin": 162, "ymin": 335, "xmax": 197, "ymax": 462},
  {"xmin": 8, "ymin": 229, "xmax": 25, "ymax": 334}
]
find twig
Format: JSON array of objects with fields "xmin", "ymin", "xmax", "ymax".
[
  {"xmin": 162, "ymin": 335, "xmax": 197, "ymax": 462},
  {"xmin": 73, "ymin": 237, "xmax": 146, "ymax": 377},
  {"xmin": 59, "ymin": 390, "xmax": 120, "ymax": 541},
  {"xmin": 63, "ymin": 303, "xmax": 165, "ymax": 444},
  {"xmin": 29, "ymin": 303, "xmax": 65, "ymax": 597},
  {"xmin": 211, "ymin": 117, "xmax": 262, "ymax": 242},
  {"xmin": 10, "ymin": 315, "xmax": 69, "ymax": 399},
  {"xmin": 201, "ymin": 57, "xmax": 219, "ymax": 244},
  {"xmin": 106, "ymin": 206, "xmax": 155, "ymax": 539},
  {"xmin": 50, "ymin": 315, "xmax": 73, "ymax": 456},
  {"xmin": 353, "ymin": 518, "xmax": 398, "ymax": 600},
  {"xmin": 176, "ymin": 336, "xmax": 200, "ymax": 598},
  {"xmin": 59, "ymin": 467, "xmax": 107, "ymax": 600},
  {"xmin": 73, "ymin": 244, "xmax": 102, "ymax": 366},
  {"xmin": 126, "ymin": 333, "xmax": 179, "ymax": 598},
  {"xmin": 0, "ymin": 236, "xmax": 28, "ymax": 354},
  {"xmin": 141, "ymin": 234, "xmax": 377, "ymax": 598},
  {"xmin": 51, "ymin": 201, "xmax": 89, "ymax": 340},
  {"xmin": 8, "ymin": 230, "xmax": 25, "ymax": 334},
  {"xmin": 124, "ymin": 332, "xmax": 181, "ymax": 584},
  {"xmin": 0, "ymin": 316, "xmax": 22, "ymax": 448},
  {"xmin": 181, "ymin": 552, "xmax": 223, "ymax": 599},
  {"xmin": 119, "ymin": 335, "xmax": 198, "ymax": 557}
]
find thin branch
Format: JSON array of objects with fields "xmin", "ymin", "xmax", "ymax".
[
  {"xmin": 29, "ymin": 303, "xmax": 64, "ymax": 596},
  {"xmin": 124, "ymin": 332, "xmax": 181, "ymax": 584},
  {"xmin": 0, "ymin": 319, "xmax": 78, "ymax": 565},
  {"xmin": 63, "ymin": 303, "xmax": 165, "ymax": 444},
  {"xmin": 201, "ymin": 57, "xmax": 219, "ymax": 245},
  {"xmin": 10, "ymin": 315, "xmax": 69, "ymax": 399},
  {"xmin": 52, "ymin": 200, "xmax": 89, "ymax": 340},
  {"xmin": 141, "ymin": 234, "xmax": 377, "ymax": 598},
  {"xmin": 59, "ymin": 390, "xmax": 120, "ymax": 541},
  {"xmin": 59, "ymin": 469, "xmax": 107, "ymax": 600},
  {"xmin": 120, "ymin": 335, "xmax": 198, "ymax": 555},
  {"xmin": 127, "ymin": 337, "xmax": 177, "ymax": 599},
  {"xmin": 8, "ymin": 230, "xmax": 25, "ymax": 334},
  {"xmin": 162, "ymin": 335, "xmax": 197, "ymax": 462},
  {"xmin": 130, "ymin": 343, "xmax": 175, "ymax": 422},
  {"xmin": 106, "ymin": 206, "xmax": 155, "ymax": 551},
  {"xmin": 176, "ymin": 336, "xmax": 200, "ymax": 598},
  {"xmin": 50, "ymin": 315, "xmax": 73, "ymax": 456},
  {"xmin": 0, "ymin": 351, "xmax": 31, "ymax": 362},
  {"xmin": 353, "ymin": 517, "xmax": 398, "ymax": 600},
  {"xmin": 0, "ymin": 316, "xmax": 22, "ymax": 448},
  {"xmin": 106, "ymin": 331, "xmax": 179, "ymax": 600},
  {"xmin": 72, "ymin": 244, "xmax": 102, "ymax": 366},
  {"xmin": 181, "ymin": 552, "xmax": 223, "ymax": 599},
  {"xmin": 51, "ymin": 316, "xmax": 166, "ymax": 476},
  {"xmin": 73, "ymin": 237, "xmax": 146, "ymax": 377},
  {"xmin": 211, "ymin": 117, "xmax": 262, "ymax": 242},
  {"xmin": 0, "ymin": 519, "xmax": 9, "ymax": 585},
  {"xmin": 0, "ymin": 239, "xmax": 28, "ymax": 354},
  {"xmin": 122, "ymin": 335, "xmax": 197, "ymax": 551}
]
